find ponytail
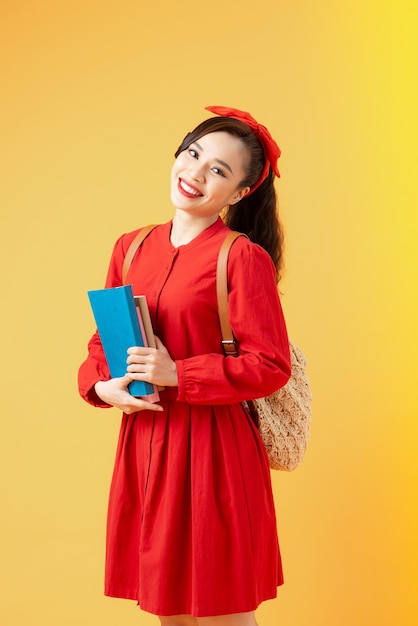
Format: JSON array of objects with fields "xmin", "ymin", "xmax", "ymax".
[{"xmin": 223, "ymin": 169, "xmax": 284, "ymax": 283}]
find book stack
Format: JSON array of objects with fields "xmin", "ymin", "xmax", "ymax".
[{"xmin": 87, "ymin": 285, "xmax": 160, "ymax": 401}]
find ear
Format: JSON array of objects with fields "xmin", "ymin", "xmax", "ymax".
[{"xmin": 229, "ymin": 186, "xmax": 251, "ymax": 205}]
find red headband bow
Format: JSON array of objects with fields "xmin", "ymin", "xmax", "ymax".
[{"xmin": 205, "ymin": 105, "xmax": 281, "ymax": 193}]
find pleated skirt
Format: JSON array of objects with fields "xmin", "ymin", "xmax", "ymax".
[{"xmin": 104, "ymin": 389, "xmax": 283, "ymax": 617}]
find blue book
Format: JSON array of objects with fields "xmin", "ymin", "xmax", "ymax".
[{"xmin": 87, "ymin": 284, "xmax": 155, "ymax": 398}]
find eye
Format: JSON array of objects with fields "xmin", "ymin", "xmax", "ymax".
[
  {"xmin": 211, "ymin": 167, "xmax": 226, "ymax": 178},
  {"xmin": 188, "ymin": 148, "xmax": 198, "ymax": 158}
]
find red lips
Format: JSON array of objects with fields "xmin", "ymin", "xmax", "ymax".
[{"xmin": 178, "ymin": 178, "xmax": 203, "ymax": 198}]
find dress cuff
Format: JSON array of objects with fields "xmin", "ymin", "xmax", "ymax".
[
  {"xmin": 84, "ymin": 381, "xmax": 113, "ymax": 408},
  {"xmin": 175, "ymin": 360, "xmax": 187, "ymax": 403}
]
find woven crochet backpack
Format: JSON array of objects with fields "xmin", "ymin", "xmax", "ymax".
[{"xmin": 244, "ymin": 343, "xmax": 311, "ymax": 471}]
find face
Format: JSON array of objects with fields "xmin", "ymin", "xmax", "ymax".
[{"xmin": 170, "ymin": 131, "xmax": 250, "ymax": 220}]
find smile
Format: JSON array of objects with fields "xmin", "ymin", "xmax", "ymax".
[{"xmin": 179, "ymin": 178, "xmax": 203, "ymax": 198}]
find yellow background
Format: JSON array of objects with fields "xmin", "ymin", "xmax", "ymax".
[{"xmin": 1, "ymin": 1, "xmax": 417, "ymax": 625}]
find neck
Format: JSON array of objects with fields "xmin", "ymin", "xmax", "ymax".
[{"xmin": 170, "ymin": 213, "xmax": 220, "ymax": 247}]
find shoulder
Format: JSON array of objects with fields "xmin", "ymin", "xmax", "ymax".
[
  {"xmin": 111, "ymin": 222, "xmax": 169, "ymax": 256},
  {"xmin": 227, "ymin": 233, "xmax": 277, "ymax": 279}
]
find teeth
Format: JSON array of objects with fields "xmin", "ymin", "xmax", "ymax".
[{"xmin": 180, "ymin": 180, "xmax": 201, "ymax": 196}]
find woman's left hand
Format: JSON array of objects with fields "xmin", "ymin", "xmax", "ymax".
[{"xmin": 126, "ymin": 336, "xmax": 178, "ymax": 388}]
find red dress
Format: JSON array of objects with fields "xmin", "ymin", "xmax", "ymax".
[{"xmin": 78, "ymin": 218, "xmax": 291, "ymax": 617}]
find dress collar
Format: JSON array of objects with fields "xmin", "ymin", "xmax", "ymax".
[{"xmin": 167, "ymin": 217, "xmax": 227, "ymax": 252}]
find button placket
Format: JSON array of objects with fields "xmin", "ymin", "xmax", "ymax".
[{"xmin": 154, "ymin": 249, "xmax": 179, "ymax": 317}]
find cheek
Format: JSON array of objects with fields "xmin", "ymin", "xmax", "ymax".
[
  {"xmin": 171, "ymin": 157, "xmax": 186, "ymax": 183},
  {"xmin": 173, "ymin": 152, "xmax": 187, "ymax": 168},
  {"xmin": 171, "ymin": 158, "xmax": 183, "ymax": 185},
  {"xmin": 171, "ymin": 159, "xmax": 179, "ymax": 175},
  {"xmin": 170, "ymin": 162, "xmax": 180, "ymax": 191}
]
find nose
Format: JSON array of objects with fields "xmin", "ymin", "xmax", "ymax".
[{"xmin": 189, "ymin": 162, "xmax": 205, "ymax": 183}]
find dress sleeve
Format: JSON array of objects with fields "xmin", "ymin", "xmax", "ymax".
[
  {"xmin": 176, "ymin": 240, "xmax": 291, "ymax": 405},
  {"xmin": 77, "ymin": 231, "xmax": 139, "ymax": 407}
]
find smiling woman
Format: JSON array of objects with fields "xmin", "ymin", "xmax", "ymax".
[
  {"xmin": 170, "ymin": 132, "xmax": 251, "ymax": 225},
  {"xmin": 78, "ymin": 106, "xmax": 290, "ymax": 626}
]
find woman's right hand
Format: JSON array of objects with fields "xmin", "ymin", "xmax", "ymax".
[{"xmin": 94, "ymin": 377, "xmax": 163, "ymax": 414}]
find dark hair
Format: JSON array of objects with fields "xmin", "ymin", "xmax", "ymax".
[{"xmin": 175, "ymin": 117, "xmax": 285, "ymax": 282}]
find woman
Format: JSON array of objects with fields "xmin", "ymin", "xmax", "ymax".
[{"xmin": 78, "ymin": 106, "xmax": 291, "ymax": 626}]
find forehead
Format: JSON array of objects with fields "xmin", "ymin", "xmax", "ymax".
[{"xmin": 194, "ymin": 131, "xmax": 250, "ymax": 169}]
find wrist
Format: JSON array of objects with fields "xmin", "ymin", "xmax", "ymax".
[{"xmin": 87, "ymin": 380, "xmax": 111, "ymax": 408}]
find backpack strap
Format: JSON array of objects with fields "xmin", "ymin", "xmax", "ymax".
[
  {"xmin": 216, "ymin": 231, "xmax": 247, "ymax": 357},
  {"xmin": 121, "ymin": 224, "xmax": 158, "ymax": 284}
]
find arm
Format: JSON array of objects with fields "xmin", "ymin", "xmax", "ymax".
[
  {"xmin": 176, "ymin": 240, "xmax": 291, "ymax": 405},
  {"xmin": 77, "ymin": 230, "xmax": 168, "ymax": 411}
]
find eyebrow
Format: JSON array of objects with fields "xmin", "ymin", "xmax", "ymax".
[{"xmin": 194, "ymin": 141, "xmax": 233, "ymax": 175}]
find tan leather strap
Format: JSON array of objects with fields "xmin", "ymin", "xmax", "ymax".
[
  {"xmin": 121, "ymin": 224, "xmax": 158, "ymax": 284},
  {"xmin": 216, "ymin": 231, "xmax": 247, "ymax": 357}
]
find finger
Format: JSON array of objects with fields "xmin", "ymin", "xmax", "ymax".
[
  {"xmin": 139, "ymin": 401, "xmax": 164, "ymax": 412},
  {"xmin": 154, "ymin": 336, "xmax": 168, "ymax": 353},
  {"xmin": 120, "ymin": 402, "xmax": 164, "ymax": 414},
  {"xmin": 120, "ymin": 373, "xmax": 135, "ymax": 386},
  {"xmin": 126, "ymin": 354, "xmax": 147, "ymax": 365},
  {"xmin": 126, "ymin": 363, "xmax": 149, "ymax": 373},
  {"xmin": 127, "ymin": 346, "xmax": 153, "ymax": 356},
  {"xmin": 116, "ymin": 380, "xmax": 164, "ymax": 413},
  {"xmin": 122, "ymin": 388, "xmax": 163, "ymax": 412}
]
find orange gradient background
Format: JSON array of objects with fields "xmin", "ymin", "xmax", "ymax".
[{"xmin": 1, "ymin": 1, "xmax": 417, "ymax": 625}]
